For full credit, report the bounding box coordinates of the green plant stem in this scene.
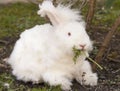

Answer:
[87,57,103,70]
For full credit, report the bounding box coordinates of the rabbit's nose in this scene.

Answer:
[80,44,86,50]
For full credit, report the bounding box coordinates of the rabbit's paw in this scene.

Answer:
[43,72,72,91]
[81,72,98,86]
[76,72,98,86]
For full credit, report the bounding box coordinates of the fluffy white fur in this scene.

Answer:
[8,0,98,90]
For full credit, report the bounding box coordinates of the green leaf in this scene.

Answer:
[73,46,82,63]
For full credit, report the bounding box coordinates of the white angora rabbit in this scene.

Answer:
[8,0,98,90]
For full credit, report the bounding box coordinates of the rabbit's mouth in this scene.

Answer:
[73,44,86,51]
[72,46,88,62]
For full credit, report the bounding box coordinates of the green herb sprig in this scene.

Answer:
[73,46,103,70]
[73,46,83,63]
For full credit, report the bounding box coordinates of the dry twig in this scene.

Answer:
[86,0,96,29]
[93,15,120,70]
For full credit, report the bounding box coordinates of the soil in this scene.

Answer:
[0,29,120,91]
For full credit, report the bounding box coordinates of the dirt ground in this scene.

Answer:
[0,28,120,91]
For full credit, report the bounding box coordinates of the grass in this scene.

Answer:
[0,3,45,39]
[0,73,61,91]
[93,0,120,27]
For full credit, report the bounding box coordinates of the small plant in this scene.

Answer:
[73,46,103,70]
[73,46,83,63]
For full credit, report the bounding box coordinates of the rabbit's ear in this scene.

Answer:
[44,10,62,26]
[37,0,62,26]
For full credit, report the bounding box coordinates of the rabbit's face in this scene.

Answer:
[55,23,93,52]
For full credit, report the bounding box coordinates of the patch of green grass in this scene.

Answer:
[81,0,120,30]
[93,8,120,26]
[93,0,120,27]
[0,3,45,39]
[0,73,61,91]
[0,73,14,91]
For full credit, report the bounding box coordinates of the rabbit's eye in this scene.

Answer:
[68,32,71,36]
